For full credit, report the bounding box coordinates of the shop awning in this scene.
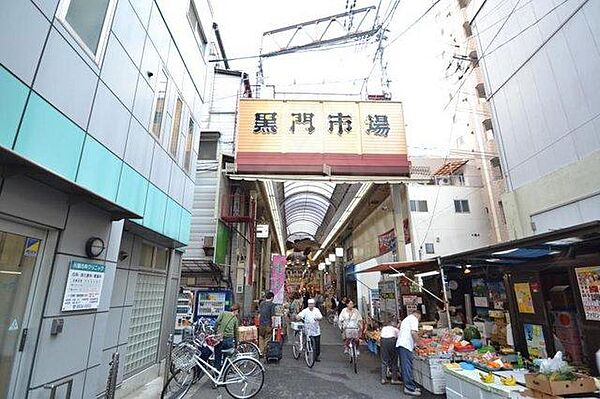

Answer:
[439,220,600,269]
[354,260,437,274]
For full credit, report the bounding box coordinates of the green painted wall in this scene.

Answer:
[214,221,230,265]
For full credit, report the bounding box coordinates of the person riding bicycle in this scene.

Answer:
[338,299,363,354]
[213,303,240,370]
[296,298,323,362]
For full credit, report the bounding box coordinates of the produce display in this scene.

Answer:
[479,371,495,384]
[500,375,517,386]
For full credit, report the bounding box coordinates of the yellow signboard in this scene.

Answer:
[235,99,409,176]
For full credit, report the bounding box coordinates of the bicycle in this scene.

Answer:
[162,335,265,399]
[343,327,361,374]
[291,322,315,368]
[235,340,261,360]
[326,310,338,325]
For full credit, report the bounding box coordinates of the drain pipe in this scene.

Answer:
[213,23,229,70]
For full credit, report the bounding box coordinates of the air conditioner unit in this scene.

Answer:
[203,236,214,248]
[224,162,236,173]
[438,177,450,185]
[203,236,215,257]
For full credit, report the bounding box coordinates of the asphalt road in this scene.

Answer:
[186,323,443,399]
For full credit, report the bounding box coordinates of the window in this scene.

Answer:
[169,97,183,157]
[425,243,435,254]
[498,201,507,224]
[454,199,470,213]
[409,200,428,212]
[56,0,116,62]
[139,242,170,270]
[124,273,166,377]
[184,118,195,172]
[150,70,168,139]
[187,1,207,56]
[198,132,220,160]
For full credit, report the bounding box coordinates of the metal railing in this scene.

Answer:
[105,351,119,399]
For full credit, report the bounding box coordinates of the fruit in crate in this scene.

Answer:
[445,363,461,370]
[479,372,495,383]
[500,375,517,386]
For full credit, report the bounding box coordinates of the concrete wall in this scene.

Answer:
[471,0,600,238]
[352,196,396,265]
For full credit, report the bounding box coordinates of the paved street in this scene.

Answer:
[185,323,441,399]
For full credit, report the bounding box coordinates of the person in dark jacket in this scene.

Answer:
[337,297,347,315]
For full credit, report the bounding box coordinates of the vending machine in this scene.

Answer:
[194,288,233,326]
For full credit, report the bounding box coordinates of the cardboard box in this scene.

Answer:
[238,326,257,342]
[525,373,596,396]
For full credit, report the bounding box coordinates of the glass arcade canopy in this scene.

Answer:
[283,181,335,242]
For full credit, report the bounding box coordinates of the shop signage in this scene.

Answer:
[402,219,411,244]
[271,255,286,304]
[61,261,105,311]
[378,228,397,255]
[575,266,600,321]
[524,323,548,359]
[256,224,269,238]
[514,282,535,314]
[235,99,409,176]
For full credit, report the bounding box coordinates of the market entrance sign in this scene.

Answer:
[235,99,409,176]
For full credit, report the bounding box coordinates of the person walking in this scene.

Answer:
[337,296,347,315]
[213,304,240,370]
[302,289,310,309]
[258,291,276,356]
[296,298,323,362]
[397,310,422,396]
[379,318,401,385]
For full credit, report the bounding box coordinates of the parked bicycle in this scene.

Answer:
[291,321,315,368]
[343,326,361,374]
[163,334,265,399]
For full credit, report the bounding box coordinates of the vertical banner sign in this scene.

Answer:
[514,282,535,314]
[271,255,286,304]
[402,219,411,244]
[235,99,409,176]
[378,228,397,255]
[62,261,105,311]
[575,266,600,321]
[524,324,548,359]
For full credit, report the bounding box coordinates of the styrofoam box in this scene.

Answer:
[422,377,446,395]
[446,387,463,399]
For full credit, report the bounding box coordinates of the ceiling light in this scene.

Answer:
[335,247,344,257]
[464,268,471,274]
[318,263,326,271]
[325,258,331,265]
[328,253,336,262]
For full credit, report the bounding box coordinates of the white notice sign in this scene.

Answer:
[256,224,269,238]
[61,261,105,311]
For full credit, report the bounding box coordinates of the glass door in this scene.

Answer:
[0,219,49,398]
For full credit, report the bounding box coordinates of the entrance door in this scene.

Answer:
[0,218,53,399]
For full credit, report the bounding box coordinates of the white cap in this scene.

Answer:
[308,298,316,304]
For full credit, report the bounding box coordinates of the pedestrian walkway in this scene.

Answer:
[183,322,441,399]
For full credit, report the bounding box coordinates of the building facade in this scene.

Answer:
[469,0,600,238]
[434,0,509,244]
[0,0,216,397]
[405,157,496,260]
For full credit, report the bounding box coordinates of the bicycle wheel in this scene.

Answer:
[161,368,194,399]
[236,341,260,359]
[292,331,301,360]
[351,342,358,374]
[223,357,265,399]
[304,336,315,368]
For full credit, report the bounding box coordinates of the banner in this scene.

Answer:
[378,228,397,255]
[270,255,287,304]
[575,266,600,321]
[236,99,409,176]
[514,282,535,314]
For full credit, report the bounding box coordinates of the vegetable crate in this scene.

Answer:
[525,373,596,396]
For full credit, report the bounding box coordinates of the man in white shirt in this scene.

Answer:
[296,298,323,362]
[379,319,401,385]
[397,310,422,396]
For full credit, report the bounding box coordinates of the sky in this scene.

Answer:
[211,0,460,156]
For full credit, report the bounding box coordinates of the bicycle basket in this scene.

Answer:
[291,322,304,331]
[343,328,360,339]
[204,334,223,347]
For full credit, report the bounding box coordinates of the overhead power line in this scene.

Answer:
[387,0,446,46]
